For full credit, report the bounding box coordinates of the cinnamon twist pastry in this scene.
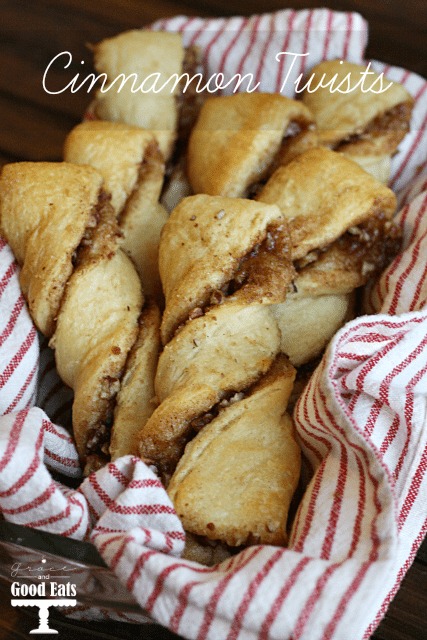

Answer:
[302,61,414,182]
[187,92,316,198]
[271,294,354,367]
[110,299,160,461]
[0,162,106,337]
[0,162,159,473]
[168,356,300,547]
[137,194,300,546]
[258,147,399,365]
[159,194,295,345]
[258,147,398,262]
[64,120,168,302]
[92,30,203,163]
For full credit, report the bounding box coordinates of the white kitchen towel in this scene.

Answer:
[0,9,427,640]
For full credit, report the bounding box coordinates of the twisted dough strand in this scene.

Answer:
[64,120,168,302]
[0,161,156,472]
[138,195,296,474]
[136,194,300,546]
[0,162,105,337]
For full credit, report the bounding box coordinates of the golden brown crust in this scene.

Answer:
[0,162,104,336]
[257,147,397,261]
[110,299,161,460]
[138,303,282,472]
[167,356,300,547]
[92,30,185,160]
[302,60,414,147]
[188,92,315,197]
[302,61,413,182]
[64,120,168,301]
[51,247,143,462]
[159,194,293,344]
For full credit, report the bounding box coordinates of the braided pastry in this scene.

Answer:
[0,162,106,337]
[258,147,398,262]
[168,355,299,547]
[188,93,316,198]
[92,30,203,163]
[64,120,168,302]
[258,147,399,365]
[136,194,300,544]
[302,60,414,182]
[0,161,159,473]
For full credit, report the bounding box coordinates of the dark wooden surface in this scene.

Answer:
[0,1,426,638]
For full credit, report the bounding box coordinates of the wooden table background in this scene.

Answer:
[0,0,426,638]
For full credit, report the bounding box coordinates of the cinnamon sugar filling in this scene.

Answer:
[294,211,402,277]
[83,307,150,466]
[163,355,288,478]
[173,222,293,338]
[334,101,413,151]
[71,190,120,268]
[118,140,164,226]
